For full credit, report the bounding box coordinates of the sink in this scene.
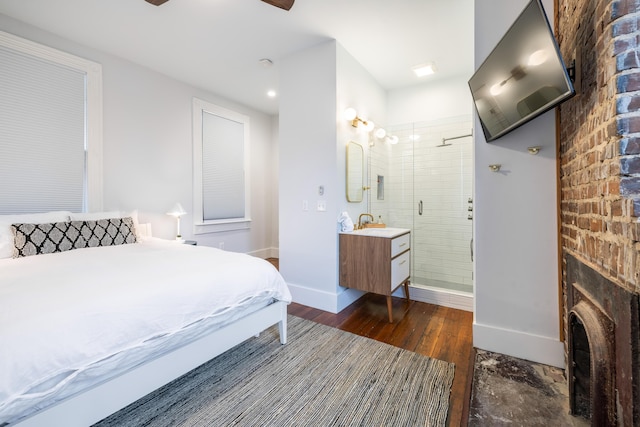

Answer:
[349,227,410,238]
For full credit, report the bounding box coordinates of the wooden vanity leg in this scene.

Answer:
[404,280,410,301]
[386,296,393,323]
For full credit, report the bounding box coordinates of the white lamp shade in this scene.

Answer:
[167,202,187,217]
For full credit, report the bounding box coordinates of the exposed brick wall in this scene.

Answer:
[558,0,640,294]
[558,2,640,422]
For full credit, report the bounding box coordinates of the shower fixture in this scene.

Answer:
[439,132,473,147]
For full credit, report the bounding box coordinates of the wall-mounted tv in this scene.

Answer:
[468,0,575,142]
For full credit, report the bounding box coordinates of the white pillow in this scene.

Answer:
[69,210,142,240]
[68,211,121,221]
[0,211,72,259]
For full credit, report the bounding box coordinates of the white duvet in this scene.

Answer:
[0,238,291,424]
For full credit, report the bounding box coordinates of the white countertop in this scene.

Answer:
[339,227,410,238]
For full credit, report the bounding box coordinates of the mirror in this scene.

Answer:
[346,141,363,202]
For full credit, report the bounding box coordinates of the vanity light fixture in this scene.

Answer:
[166,202,187,242]
[344,107,375,132]
[527,146,541,155]
[373,127,398,144]
[488,164,502,172]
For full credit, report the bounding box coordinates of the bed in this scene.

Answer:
[0,211,291,426]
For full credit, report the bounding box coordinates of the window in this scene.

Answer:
[0,30,102,215]
[193,98,250,233]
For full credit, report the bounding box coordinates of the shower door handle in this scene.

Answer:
[418,200,423,216]
[470,238,473,262]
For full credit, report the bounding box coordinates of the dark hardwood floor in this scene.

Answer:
[288,293,474,427]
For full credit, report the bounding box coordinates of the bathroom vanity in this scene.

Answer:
[339,228,411,322]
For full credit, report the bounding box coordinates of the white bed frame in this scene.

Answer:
[12,300,288,427]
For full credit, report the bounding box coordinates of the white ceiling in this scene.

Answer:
[0,0,474,115]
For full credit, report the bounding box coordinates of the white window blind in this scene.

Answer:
[0,31,103,215]
[192,98,250,234]
[202,111,245,220]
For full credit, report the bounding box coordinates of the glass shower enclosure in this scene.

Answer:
[369,115,473,295]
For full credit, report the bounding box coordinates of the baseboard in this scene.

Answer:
[401,285,473,312]
[287,283,363,314]
[473,322,565,368]
[247,247,279,259]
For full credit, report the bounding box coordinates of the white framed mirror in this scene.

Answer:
[346,141,363,203]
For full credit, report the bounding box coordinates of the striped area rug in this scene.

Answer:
[94,315,455,427]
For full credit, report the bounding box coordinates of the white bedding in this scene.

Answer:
[0,238,291,424]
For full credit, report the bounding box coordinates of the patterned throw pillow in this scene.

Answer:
[12,221,73,257]
[12,217,137,258]
[67,217,137,249]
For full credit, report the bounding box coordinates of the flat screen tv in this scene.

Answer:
[468,0,575,142]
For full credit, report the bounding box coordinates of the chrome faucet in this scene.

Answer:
[357,213,374,229]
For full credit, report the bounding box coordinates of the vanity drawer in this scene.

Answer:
[391,233,411,257]
[391,250,410,289]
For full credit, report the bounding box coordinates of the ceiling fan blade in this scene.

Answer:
[261,0,295,11]
[145,0,170,5]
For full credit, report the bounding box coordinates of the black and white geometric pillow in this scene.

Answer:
[12,222,73,258]
[67,217,137,249]
[12,217,137,258]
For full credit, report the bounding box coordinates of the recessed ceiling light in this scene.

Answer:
[259,58,274,68]
[412,62,437,77]
[267,90,277,98]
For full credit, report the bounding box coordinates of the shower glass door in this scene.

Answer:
[370,115,473,294]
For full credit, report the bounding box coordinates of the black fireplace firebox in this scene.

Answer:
[565,253,639,426]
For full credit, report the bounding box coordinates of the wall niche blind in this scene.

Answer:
[0,42,87,214]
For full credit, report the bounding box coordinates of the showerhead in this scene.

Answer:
[439,132,472,147]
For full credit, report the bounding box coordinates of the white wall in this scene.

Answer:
[337,44,388,238]
[279,41,340,311]
[473,0,563,367]
[279,40,386,312]
[387,76,474,125]
[0,14,278,256]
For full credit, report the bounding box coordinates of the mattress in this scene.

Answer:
[0,238,291,424]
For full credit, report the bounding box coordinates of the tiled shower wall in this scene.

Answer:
[370,115,473,292]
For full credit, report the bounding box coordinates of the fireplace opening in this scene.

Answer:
[568,299,615,425]
[570,315,590,420]
[565,253,640,426]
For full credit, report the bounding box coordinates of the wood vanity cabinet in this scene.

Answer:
[339,230,411,322]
